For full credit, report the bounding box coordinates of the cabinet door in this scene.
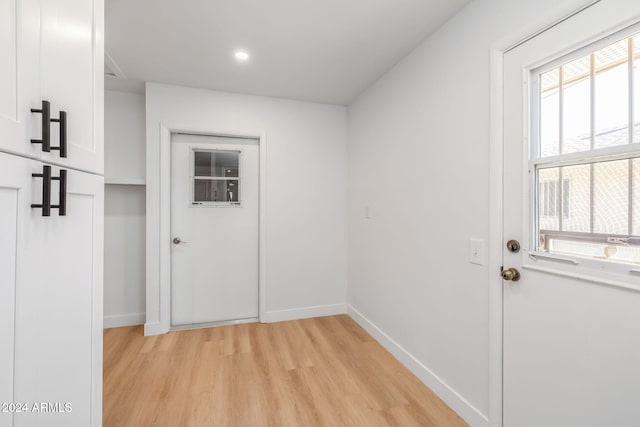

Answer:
[14,161,103,427]
[38,0,104,174]
[0,0,41,158]
[0,153,30,427]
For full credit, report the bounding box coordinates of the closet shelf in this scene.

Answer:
[105,177,146,186]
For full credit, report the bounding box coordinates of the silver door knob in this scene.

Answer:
[173,237,187,244]
[501,267,520,282]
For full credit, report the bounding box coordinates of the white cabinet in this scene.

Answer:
[0,0,39,158]
[0,155,29,427]
[39,0,104,173]
[0,0,103,425]
[0,0,103,174]
[0,0,17,123]
[0,153,103,427]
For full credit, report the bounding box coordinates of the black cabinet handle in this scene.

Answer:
[52,169,67,216]
[31,100,67,157]
[50,111,67,158]
[31,100,51,152]
[31,165,52,216]
[31,166,67,217]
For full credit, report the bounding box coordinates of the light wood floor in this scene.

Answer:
[103,315,468,427]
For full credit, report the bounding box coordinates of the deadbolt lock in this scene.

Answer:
[506,239,521,253]
[501,267,520,282]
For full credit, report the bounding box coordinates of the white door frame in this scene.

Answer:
[488,1,601,426]
[151,123,267,335]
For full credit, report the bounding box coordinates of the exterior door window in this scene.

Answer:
[191,150,241,205]
[532,29,640,265]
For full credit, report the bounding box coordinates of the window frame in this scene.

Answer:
[189,148,243,208]
[528,22,640,271]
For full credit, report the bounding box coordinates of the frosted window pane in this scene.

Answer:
[538,168,559,231]
[540,69,560,157]
[562,164,591,233]
[634,158,640,236]
[594,39,630,149]
[634,34,640,145]
[562,55,591,154]
[593,160,629,235]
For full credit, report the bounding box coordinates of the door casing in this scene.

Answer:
[149,123,267,336]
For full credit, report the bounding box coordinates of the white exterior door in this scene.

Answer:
[503,1,640,426]
[171,134,259,326]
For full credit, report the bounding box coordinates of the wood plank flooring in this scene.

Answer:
[103,315,468,427]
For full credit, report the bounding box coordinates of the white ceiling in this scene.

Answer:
[105,0,470,105]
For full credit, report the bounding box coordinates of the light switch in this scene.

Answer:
[469,238,484,265]
[365,206,371,219]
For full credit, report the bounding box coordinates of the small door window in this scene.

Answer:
[191,150,241,205]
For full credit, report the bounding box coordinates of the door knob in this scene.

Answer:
[501,267,520,282]
[173,237,187,244]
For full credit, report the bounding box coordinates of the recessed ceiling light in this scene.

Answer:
[234,51,249,61]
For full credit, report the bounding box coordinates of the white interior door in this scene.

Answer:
[171,134,259,326]
[503,1,640,426]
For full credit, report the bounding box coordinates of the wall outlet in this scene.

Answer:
[469,238,484,265]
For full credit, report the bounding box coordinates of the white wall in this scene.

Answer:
[104,90,146,327]
[347,0,587,425]
[104,185,146,327]
[105,91,146,182]
[145,83,348,332]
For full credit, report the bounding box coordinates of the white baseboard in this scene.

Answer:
[347,304,489,427]
[262,303,347,323]
[143,321,165,336]
[103,312,146,329]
